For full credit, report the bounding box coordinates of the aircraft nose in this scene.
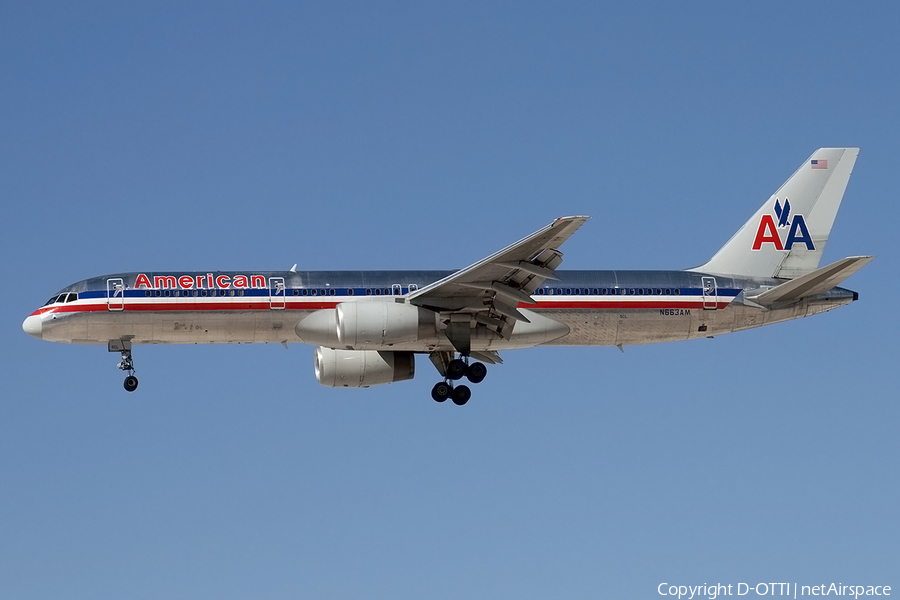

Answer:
[23,314,42,339]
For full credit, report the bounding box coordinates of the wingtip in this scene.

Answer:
[554,215,591,228]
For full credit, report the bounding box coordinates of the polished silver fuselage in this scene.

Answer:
[29,269,857,351]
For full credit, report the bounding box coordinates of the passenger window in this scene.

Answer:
[329,289,335,296]
[348,289,354,296]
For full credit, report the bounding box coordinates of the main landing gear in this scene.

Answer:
[109,340,138,392]
[430,356,487,406]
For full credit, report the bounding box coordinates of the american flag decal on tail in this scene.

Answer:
[811,159,828,169]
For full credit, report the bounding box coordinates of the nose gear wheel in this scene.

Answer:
[110,341,139,392]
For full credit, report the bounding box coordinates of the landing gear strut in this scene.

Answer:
[429,353,487,406]
[109,340,138,392]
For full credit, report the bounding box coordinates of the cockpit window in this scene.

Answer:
[43,293,78,306]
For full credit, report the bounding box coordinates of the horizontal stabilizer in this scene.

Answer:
[751,256,873,305]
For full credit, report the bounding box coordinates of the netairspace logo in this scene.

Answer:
[657,582,891,599]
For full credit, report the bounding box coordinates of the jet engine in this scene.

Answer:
[314,347,415,388]
[336,301,437,347]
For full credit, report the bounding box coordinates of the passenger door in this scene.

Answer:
[107,278,125,311]
[701,277,717,310]
[269,277,286,309]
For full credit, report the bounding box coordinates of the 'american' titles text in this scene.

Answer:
[134,273,267,290]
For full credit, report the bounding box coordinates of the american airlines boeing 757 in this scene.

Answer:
[23,148,871,405]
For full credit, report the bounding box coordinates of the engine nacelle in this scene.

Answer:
[336,301,436,348]
[314,347,415,388]
[295,309,339,347]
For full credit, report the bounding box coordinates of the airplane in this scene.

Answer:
[23,148,872,405]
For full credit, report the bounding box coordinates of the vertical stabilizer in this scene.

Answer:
[693,148,858,279]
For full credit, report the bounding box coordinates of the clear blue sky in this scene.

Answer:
[2,3,898,598]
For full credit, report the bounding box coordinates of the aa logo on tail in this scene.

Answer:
[752,199,814,251]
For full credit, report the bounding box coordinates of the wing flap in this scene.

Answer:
[469,351,502,365]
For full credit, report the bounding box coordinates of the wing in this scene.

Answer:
[408,216,589,345]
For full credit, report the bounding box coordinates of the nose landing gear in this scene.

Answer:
[109,339,138,392]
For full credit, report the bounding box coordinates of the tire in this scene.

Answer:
[451,384,471,406]
[446,359,467,381]
[466,362,487,384]
[123,375,139,392]
[431,381,451,402]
